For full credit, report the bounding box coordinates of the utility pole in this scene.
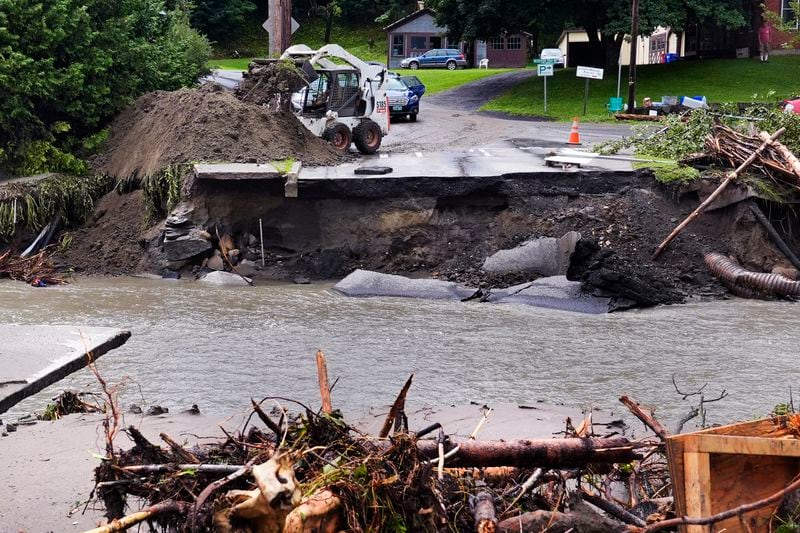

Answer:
[627,0,639,112]
[268,0,292,56]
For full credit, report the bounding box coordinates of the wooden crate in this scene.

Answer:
[666,416,800,533]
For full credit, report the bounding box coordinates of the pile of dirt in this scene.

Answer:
[91,84,342,180]
[235,61,308,107]
[55,190,153,275]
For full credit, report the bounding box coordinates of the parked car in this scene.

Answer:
[539,48,565,68]
[399,49,467,70]
[386,75,426,121]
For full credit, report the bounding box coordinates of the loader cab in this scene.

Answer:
[301,68,364,118]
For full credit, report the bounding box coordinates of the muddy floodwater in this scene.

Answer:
[2,277,798,426]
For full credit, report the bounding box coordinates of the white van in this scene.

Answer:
[540,48,565,68]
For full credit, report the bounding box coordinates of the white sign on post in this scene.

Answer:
[537,64,554,77]
[576,66,604,80]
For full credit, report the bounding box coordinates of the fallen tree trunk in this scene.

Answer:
[414,436,642,468]
[498,501,628,533]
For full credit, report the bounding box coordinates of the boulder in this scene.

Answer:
[207,253,225,271]
[334,269,475,300]
[163,233,212,261]
[482,231,581,276]
[199,271,252,286]
[236,259,258,276]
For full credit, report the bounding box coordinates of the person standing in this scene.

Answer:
[759,20,772,62]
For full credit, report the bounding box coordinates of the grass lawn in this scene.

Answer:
[406,68,516,94]
[482,56,800,122]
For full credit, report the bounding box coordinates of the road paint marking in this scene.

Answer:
[415,152,423,158]
[379,154,388,159]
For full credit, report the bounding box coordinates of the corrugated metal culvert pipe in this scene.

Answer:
[704,252,800,300]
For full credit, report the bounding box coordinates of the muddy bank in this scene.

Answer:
[54,168,794,309]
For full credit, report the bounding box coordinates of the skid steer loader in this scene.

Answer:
[280,44,389,155]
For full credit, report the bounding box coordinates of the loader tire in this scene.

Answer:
[322,123,352,152]
[353,120,382,155]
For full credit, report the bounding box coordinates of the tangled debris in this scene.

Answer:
[87,354,671,533]
[0,249,66,285]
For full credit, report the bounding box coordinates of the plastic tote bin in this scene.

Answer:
[665,53,679,63]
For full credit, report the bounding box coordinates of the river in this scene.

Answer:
[1,277,797,427]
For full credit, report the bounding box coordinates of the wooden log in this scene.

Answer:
[414,437,641,468]
[315,350,332,414]
[652,127,786,260]
[82,500,191,533]
[758,131,800,180]
[251,398,283,435]
[473,491,497,533]
[159,432,199,464]
[619,395,669,440]
[378,374,413,438]
[614,113,664,122]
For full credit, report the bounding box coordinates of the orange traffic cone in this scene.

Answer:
[566,117,581,145]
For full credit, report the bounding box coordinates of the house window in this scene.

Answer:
[506,35,521,50]
[490,37,504,50]
[410,35,427,50]
[783,0,799,28]
[391,34,404,57]
[429,36,442,48]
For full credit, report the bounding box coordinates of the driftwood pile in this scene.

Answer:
[85,354,683,533]
[0,249,66,285]
[705,124,800,192]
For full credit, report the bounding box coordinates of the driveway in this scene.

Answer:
[426,69,538,111]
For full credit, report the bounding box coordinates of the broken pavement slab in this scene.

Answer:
[0,325,131,414]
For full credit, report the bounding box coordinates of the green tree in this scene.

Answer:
[431,0,747,68]
[190,0,257,43]
[0,0,211,175]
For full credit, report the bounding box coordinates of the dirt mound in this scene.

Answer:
[236,61,308,107]
[56,190,153,275]
[91,84,342,180]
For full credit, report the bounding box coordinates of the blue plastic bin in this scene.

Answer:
[665,53,679,63]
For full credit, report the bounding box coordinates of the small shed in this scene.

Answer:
[483,34,531,68]
[384,7,457,69]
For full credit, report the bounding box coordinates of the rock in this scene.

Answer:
[486,276,626,314]
[162,270,181,280]
[164,232,212,261]
[236,259,258,276]
[482,231,581,276]
[6,423,17,432]
[248,234,258,247]
[146,405,169,416]
[164,227,191,240]
[199,270,252,286]
[334,269,475,300]
[165,214,191,227]
[219,234,235,251]
[293,276,311,284]
[183,404,201,415]
[227,248,240,266]
[128,404,143,414]
[207,254,225,271]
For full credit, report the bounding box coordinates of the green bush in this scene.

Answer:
[0,0,211,175]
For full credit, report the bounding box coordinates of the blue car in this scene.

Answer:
[386,75,426,122]
[399,48,467,70]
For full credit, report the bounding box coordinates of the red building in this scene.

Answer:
[763,0,800,51]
